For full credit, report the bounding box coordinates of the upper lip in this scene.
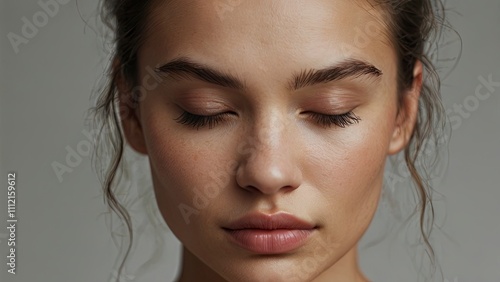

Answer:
[223,212,316,230]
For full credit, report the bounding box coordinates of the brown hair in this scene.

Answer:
[91,0,449,280]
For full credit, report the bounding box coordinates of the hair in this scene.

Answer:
[90,0,450,281]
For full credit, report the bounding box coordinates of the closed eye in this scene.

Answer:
[306,111,361,128]
[174,111,235,130]
[175,110,361,130]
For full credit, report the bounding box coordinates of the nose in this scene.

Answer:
[235,114,303,195]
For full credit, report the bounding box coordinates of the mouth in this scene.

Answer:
[222,212,318,254]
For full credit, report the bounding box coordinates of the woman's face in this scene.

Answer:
[123,0,419,281]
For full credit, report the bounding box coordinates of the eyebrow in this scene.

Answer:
[290,59,383,90]
[155,57,382,91]
[155,57,246,89]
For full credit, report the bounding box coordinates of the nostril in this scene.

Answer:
[240,185,260,193]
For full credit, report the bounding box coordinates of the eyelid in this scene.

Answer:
[301,109,353,116]
[176,100,233,115]
[174,111,233,130]
[299,104,358,116]
[298,91,364,110]
[307,111,361,128]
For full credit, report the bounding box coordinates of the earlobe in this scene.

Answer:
[114,59,148,155]
[388,60,423,155]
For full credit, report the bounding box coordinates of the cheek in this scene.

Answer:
[306,103,396,232]
[142,109,236,236]
[140,110,201,232]
[309,133,386,210]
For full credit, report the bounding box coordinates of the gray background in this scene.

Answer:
[0,0,499,282]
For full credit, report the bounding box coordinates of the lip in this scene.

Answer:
[222,212,317,254]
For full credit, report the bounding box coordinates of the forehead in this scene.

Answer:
[139,0,396,85]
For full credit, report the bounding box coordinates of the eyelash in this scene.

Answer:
[174,111,360,129]
[174,112,233,130]
[308,111,361,128]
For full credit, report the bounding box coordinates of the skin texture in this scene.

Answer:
[118,0,422,281]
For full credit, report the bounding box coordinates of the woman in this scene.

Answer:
[92,0,447,281]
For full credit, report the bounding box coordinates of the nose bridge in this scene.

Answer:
[235,108,302,195]
[243,105,294,165]
[253,108,288,151]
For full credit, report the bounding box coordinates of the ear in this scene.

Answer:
[114,59,148,155]
[388,60,423,155]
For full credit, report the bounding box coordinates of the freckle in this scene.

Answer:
[192,152,203,162]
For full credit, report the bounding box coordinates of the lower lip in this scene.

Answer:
[224,228,315,254]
